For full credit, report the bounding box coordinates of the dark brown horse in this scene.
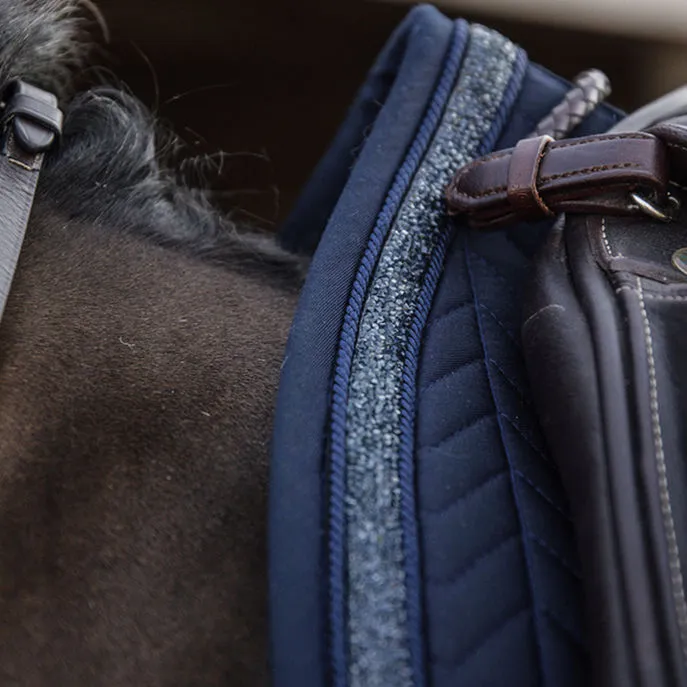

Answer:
[0,1,301,683]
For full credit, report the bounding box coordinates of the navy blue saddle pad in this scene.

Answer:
[270,6,623,686]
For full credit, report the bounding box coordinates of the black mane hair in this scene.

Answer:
[1,0,304,279]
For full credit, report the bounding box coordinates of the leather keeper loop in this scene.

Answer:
[446,131,668,230]
[507,135,554,216]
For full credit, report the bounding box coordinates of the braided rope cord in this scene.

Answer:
[529,68,612,140]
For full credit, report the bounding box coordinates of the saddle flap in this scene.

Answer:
[515,124,687,687]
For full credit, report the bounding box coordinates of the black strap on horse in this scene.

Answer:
[0,80,62,323]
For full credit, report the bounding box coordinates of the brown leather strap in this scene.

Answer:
[446,132,669,229]
[649,116,687,189]
[507,135,554,216]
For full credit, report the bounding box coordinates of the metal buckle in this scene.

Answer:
[629,191,680,222]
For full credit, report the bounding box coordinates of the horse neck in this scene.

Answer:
[0,209,299,685]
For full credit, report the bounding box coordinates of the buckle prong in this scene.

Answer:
[629,191,680,222]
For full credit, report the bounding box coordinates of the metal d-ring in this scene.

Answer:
[630,192,681,222]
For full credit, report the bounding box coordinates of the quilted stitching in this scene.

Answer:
[432,609,537,687]
[416,225,588,686]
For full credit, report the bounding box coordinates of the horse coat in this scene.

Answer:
[270,6,623,687]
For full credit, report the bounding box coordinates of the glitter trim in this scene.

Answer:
[328,21,470,687]
[329,24,526,687]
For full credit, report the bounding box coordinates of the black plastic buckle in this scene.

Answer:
[1,80,63,155]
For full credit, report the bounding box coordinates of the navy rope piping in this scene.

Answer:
[327,20,470,687]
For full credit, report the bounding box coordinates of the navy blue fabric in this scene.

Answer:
[279,42,623,258]
[415,71,621,687]
[271,5,625,686]
[327,21,471,687]
[269,7,459,686]
[417,229,585,687]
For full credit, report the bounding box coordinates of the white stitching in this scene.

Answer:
[637,277,687,661]
[601,217,615,258]
[644,294,687,302]
[615,285,635,295]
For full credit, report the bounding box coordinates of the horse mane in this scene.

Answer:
[0,5,301,682]
[0,0,304,282]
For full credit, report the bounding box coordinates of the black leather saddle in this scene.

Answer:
[450,110,687,687]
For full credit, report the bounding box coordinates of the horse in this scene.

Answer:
[5,1,680,686]
[0,0,300,683]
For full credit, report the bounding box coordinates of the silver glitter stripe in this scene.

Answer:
[344,26,519,687]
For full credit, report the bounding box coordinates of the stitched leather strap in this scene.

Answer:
[0,81,61,323]
[507,135,554,216]
[446,132,669,229]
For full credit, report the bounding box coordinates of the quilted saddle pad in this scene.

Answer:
[271,6,623,686]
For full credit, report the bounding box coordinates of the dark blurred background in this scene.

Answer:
[96,0,687,228]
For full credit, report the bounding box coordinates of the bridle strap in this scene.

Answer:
[0,80,62,324]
